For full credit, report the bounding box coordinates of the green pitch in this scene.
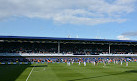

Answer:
[0,62,137,81]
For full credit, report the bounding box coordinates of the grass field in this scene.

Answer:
[0,62,137,81]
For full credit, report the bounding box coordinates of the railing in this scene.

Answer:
[0,53,73,56]
[0,53,137,56]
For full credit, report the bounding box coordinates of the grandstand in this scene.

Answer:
[1,36,137,57]
[1,36,137,53]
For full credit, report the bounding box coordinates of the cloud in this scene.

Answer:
[117,31,137,40]
[0,0,136,25]
[122,31,137,37]
[117,35,130,40]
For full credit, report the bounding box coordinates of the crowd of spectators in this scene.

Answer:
[0,42,137,54]
[0,42,58,53]
[0,57,136,63]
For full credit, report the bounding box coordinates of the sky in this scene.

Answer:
[0,0,137,40]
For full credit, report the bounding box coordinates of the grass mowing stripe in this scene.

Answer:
[64,63,123,81]
[26,65,35,81]
[48,63,67,81]
[50,63,86,81]
[27,63,61,81]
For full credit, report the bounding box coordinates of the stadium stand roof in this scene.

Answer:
[0,35,137,43]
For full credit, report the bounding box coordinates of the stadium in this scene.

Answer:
[0,36,137,81]
[1,0,137,81]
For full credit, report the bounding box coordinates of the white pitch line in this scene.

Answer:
[26,66,35,81]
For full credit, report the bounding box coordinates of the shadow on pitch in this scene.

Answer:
[67,70,137,81]
[0,64,31,81]
[0,54,32,81]
[125,70,137,73]
[0,62,48,81]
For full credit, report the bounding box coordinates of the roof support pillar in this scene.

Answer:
[58,42,60,53]
[109,44,111,54]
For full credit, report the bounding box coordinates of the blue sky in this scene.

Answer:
[0,0,137,40]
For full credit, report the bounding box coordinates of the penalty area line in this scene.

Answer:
[26,65,35,81]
